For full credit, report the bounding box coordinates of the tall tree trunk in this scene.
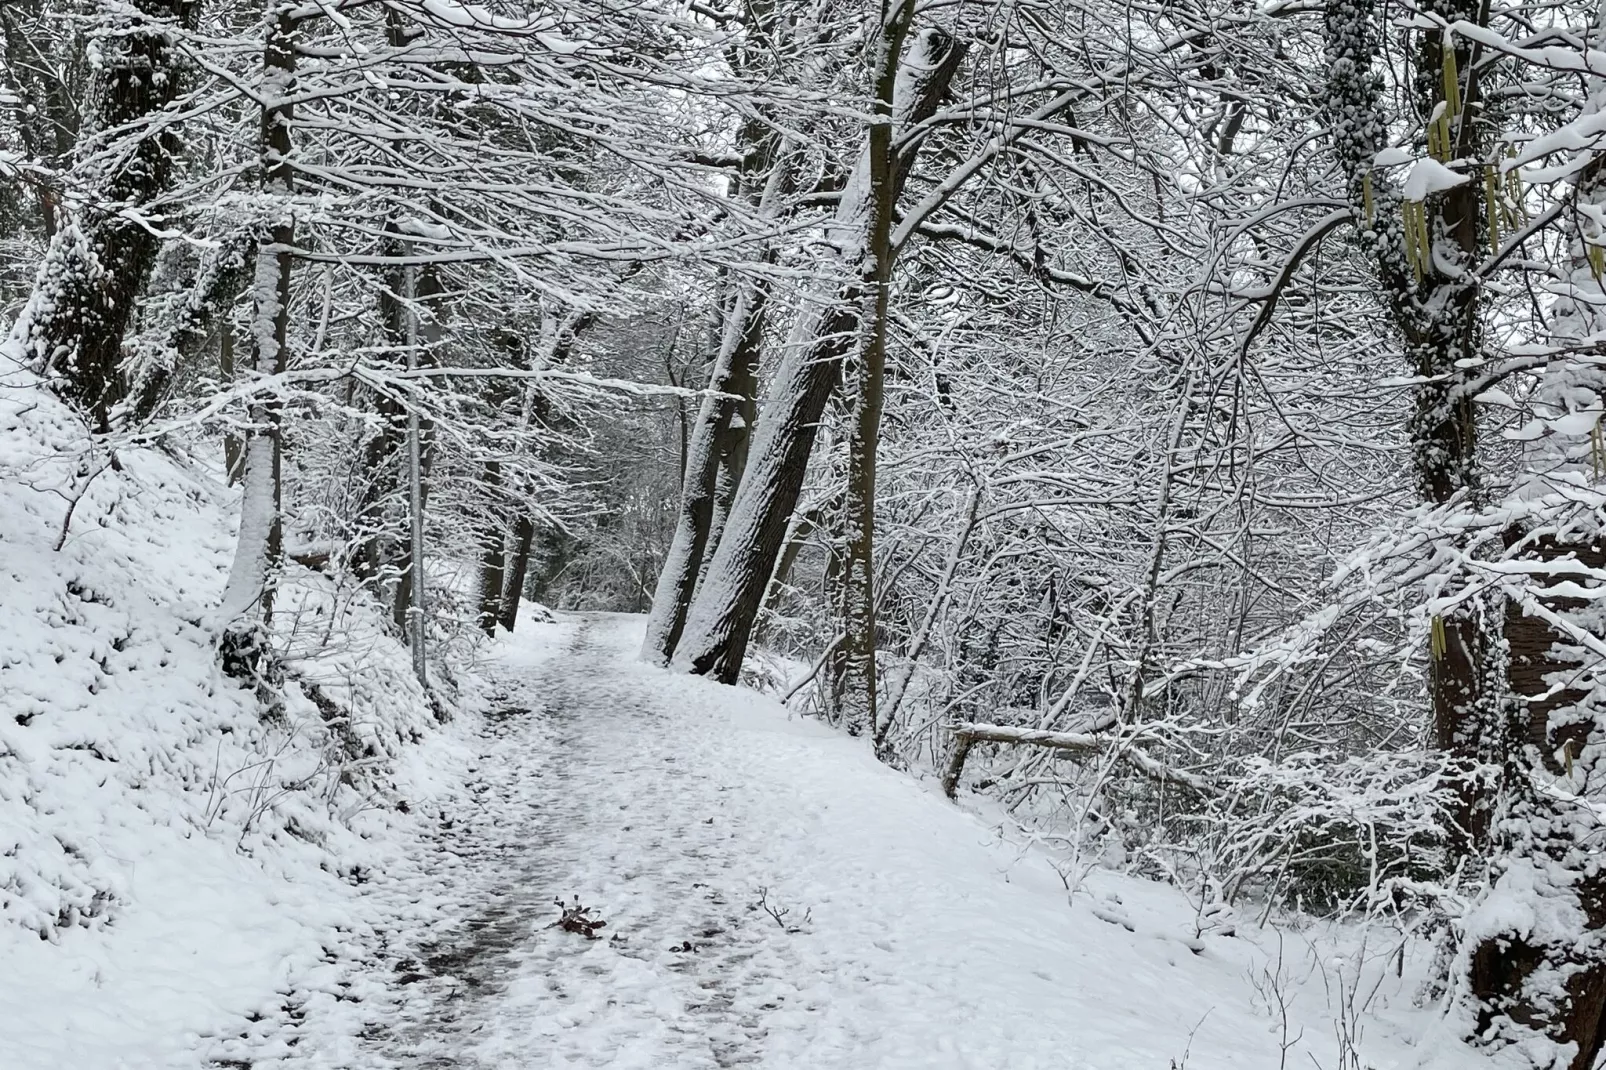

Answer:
[476,459,505,636]
[1469,535,1606,1070]
[830,14,911,735]
[389,260,444,633]
[1323,0,1491,852]
[349,231,418,590]
[702,307,761,585]
[641,276,773,663]
[10,0,202,432]
[671,23,965,684]
[218,6,295,682]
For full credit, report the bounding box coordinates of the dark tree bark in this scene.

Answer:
[218,324,245,485]
[1461,142,1606,1068]
[476,459,506,636]
[830,11,923,736]
[1324,3,1606,1059]
[498,513,536,631]
[1466,530,1606,1070]
[387,261,445,633]
[1322,0,1490,852]
[15,0,202,432]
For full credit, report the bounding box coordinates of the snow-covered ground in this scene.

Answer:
[0,347,1477,1069]
[359,614,1455,1070]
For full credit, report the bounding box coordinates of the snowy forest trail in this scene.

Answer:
[355,613,1425,1070]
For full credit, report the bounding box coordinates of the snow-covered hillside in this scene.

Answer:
[0,360,474,1067]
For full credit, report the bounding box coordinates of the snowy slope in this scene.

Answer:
[362,614,1481,1070]
[0,356,472,1069]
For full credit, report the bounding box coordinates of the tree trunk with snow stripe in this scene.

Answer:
[640,97,792,667]
[218,6,296,681]
[671,22,965,685]
[642,275,772,665]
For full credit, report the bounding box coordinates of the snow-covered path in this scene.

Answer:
[357,613,1430,1070]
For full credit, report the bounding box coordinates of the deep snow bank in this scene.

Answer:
[0,355,472,1068]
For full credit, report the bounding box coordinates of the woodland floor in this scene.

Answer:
[282,613,1443,1070]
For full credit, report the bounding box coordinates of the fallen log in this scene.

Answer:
[940,722,1219,800]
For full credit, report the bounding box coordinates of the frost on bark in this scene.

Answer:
[671,22,965,684]
[1323,0,1492,851]
[218,7,295,683]
[11,0,201,433]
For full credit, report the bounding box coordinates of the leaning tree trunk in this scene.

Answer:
[11,0,202,433]
[671,22,965,684]
[640,109,789,666]
[701,289,764,586]
[642,276,773,663]
[218,7,295,682]
[498,513,537,631]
